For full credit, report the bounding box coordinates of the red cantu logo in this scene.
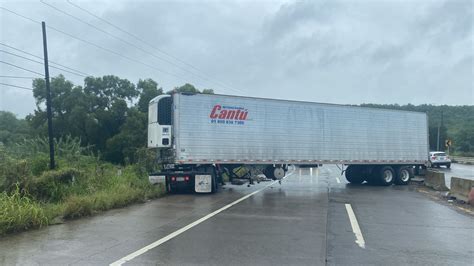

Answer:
[209,105,248,120]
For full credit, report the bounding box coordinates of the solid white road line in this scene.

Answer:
[110,169,295,266]
[344,203,366,249]
[335,177,341,183]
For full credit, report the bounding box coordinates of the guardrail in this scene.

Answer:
[451,156,474,165]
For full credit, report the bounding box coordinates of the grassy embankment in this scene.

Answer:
[0,138,164,235]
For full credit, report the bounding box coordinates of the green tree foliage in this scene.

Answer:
[0,111,31,145]
[136,79,163,113]
[167,83,214,95]
[202,89,214,94]
[24,76,210,164]
[453,123,474,153]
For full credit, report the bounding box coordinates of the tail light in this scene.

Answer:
[171,176,176,182]
[184,176,190,181]
[431,156,436,160]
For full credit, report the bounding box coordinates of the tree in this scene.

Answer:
[166,83,214,95]
[0,111,31,145]
[202,89,214,94]
[453,123,474,153]
[168,83,200,94]
[104,108,147,164]
[136,79,163,113]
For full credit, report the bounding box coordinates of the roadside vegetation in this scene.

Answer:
[0,76,213,236]
[0,137,164,235]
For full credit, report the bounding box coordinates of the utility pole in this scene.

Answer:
[436,110,444,151]
[436,122,440,151]
[42,21,55,169]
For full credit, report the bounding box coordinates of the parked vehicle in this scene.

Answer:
[148,93,429,193]
[429,151,451,168]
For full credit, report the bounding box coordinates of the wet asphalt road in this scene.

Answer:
[432,163,474,188]
[1,165,473,265]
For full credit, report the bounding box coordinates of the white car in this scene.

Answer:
[429,151,451,168]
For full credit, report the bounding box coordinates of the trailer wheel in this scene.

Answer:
[273,167,285,180]
[376,166,395,186]
[345,165,364,184]
[394,166,412,185]
[264,166,275,180]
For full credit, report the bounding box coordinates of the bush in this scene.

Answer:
[0,159,33,194]
[0,187,48,235]
[30,154,50,176]
[29,168,83,202]
[62,195,94,219]
[0,149,166,235]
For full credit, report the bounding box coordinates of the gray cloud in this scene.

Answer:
[0,0,472,118]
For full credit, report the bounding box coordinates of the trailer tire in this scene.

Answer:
[394,166,412,185]
[375,166,395,186]
[345,165,364,184]
[264,166,275,180]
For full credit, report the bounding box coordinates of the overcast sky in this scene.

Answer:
[1,0,472,117]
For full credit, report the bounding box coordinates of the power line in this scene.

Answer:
[0,49,87,77]
[0,6,202,85]
[64,0,246,94]
[0,75,36,79]
[41,0,237,93]
[0,42,91,76]
[0,60,44,76]
[0,82,33,91]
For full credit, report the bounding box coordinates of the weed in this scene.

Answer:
[0,186,48,235]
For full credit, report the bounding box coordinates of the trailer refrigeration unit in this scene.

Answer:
[148,93,429,193]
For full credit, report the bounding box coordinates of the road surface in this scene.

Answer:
[0,165,473,265]
[431,163,474,188]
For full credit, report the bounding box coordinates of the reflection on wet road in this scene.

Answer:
[0,165,473,265]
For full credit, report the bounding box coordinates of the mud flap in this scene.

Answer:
[195,175,212,193]
[149,175,166,185]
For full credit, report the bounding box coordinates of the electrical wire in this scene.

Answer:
[0,75,36,79]
[0,60,44,76]
[0,49,87,77]
[41,0,237,92]
[62,0,246,94]
[0,82,34,91]
[0,42,91,76]
[0,6,200,84]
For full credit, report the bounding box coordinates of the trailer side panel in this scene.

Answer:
[174,94,428,164]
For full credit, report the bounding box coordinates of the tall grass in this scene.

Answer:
[0,137,165,235]
[0,186,48,235]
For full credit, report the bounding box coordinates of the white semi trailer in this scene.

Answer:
[148,93,429,193]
